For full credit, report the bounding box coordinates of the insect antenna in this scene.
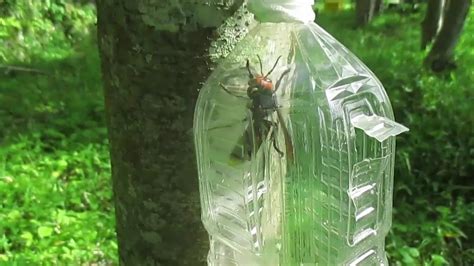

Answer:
[246,59,253,78]
[257,55,264,75]
[265,56,282,78]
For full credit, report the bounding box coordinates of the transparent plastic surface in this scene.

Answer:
[194,23,408,266]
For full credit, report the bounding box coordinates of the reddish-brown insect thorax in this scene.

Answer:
[255,75,273,90]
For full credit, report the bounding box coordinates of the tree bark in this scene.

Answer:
[96,1,249,265]
[425,0,471,71]
[421,0,445,50]
[356,0,376,26]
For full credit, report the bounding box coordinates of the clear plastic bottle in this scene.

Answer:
[194,2,408,265]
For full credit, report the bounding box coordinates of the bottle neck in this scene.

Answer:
[248,0,315,23]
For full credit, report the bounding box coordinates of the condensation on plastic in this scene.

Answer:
[194,13,408,266]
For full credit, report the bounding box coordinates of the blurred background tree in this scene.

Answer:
[0,0,472,265]
[354,0,472,71]
[423,0,472,71]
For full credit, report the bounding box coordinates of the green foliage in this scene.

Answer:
[0,1,117,264]
[0,0,96,62]
[317,10,474,265]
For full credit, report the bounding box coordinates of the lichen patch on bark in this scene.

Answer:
[137,0,244,31]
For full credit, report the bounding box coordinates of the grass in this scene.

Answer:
[0,2,473,265]
[0,2,117,264]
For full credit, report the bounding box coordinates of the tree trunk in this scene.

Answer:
[373,0,384,16]
[96,1,249,265]
[425,0,471,71]
[421,0,445,50]
[356,0,376,26]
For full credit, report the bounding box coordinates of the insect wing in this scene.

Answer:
[219,64,257,98]
[216,66,250,163]
[230,125,252,162]
[229,118,266,163]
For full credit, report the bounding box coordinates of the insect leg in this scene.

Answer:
[264,119,284,157]
[208,117,248,131]
[276,109,294,162]
[219,83,247,99]
[272,131,284,157]
[274,68,291,93]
